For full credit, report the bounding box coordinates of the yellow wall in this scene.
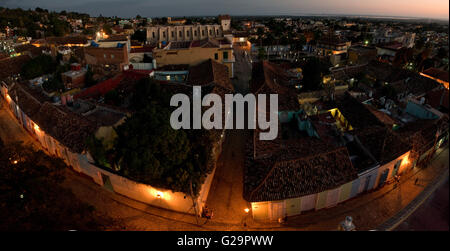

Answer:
[154,47,233,77]
[315,190,328,210]
[338,182,353,203]
[375,151,411,187]
[251,202,269,221]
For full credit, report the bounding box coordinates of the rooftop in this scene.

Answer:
[0,55,31,80]
[188,59,234,92]
[422,67,449,83]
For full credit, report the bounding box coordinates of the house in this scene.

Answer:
[244,64,419,221]
[375,41,404,63]
[0,55,31,80]
[316,37,351,56]
[83,45,129,74]
[316,37,351,66]
[153,38,234,78]
[31,36,89,57]
[153,64,189,83]
[61,63,87,89]
[1,80,219,216]
[348,45,377,65]
[188,59,234,92]
[373,30,415,48]
[128,45,155,70]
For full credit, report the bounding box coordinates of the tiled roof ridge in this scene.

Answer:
[13,83,42,107]
[248,146,353,201]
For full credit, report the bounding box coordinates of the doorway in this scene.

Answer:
[378,169,389,187]
[392,159,402,177]
[101,173,114,192]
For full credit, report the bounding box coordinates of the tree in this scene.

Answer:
[102,23,112,35]
[131,29,146,43]
[88,78,216,195]
[257,47,267,61]
[302,57,330,91]
[104,89,122,106]
[84,66,97,87]
[21,55,57,80]
[437,47,448,59]
[0,142,122,230]
[42,77,65,93]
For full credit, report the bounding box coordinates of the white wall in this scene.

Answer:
[1,88,216,216]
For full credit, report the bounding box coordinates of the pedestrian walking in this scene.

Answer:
[414,178,419,185]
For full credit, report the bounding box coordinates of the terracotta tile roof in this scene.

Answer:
[365,104,399,126]
[251,61,300,111]
[190,38,219,48]
[157,64,189,71]
[13,44,44,57]
[188,59,234,92]
[98,35,128,42]
[130,45,155,53]
[8,83,99,153]
[34,102,99,153]
[425,88,449,111]
[244,145,357,202]
[45,35,88,45]
[0,55,31,80]
[84,108,126,126]
[7,83,42,120]
[422,67,449,83]
[377,41,403,51]
[396,116,449,155]
[355,126,411,165]
[391,75,440,96]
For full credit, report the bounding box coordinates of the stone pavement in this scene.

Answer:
[394,174,448,231]
[1,96,449,231]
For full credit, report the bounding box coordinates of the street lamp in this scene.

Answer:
[243,208,250,227]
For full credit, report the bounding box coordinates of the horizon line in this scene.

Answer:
[3,6,449,22]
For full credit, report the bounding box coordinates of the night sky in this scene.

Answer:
[2,0,449,19]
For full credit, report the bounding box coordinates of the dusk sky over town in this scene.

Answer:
[2,0,449,19]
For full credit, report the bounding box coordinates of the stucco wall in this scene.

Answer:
[374,151,411,188]
[1,90,216,216]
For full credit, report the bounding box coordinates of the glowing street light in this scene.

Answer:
[244,208,250,213]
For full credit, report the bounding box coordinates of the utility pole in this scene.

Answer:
[189,179,199,225]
